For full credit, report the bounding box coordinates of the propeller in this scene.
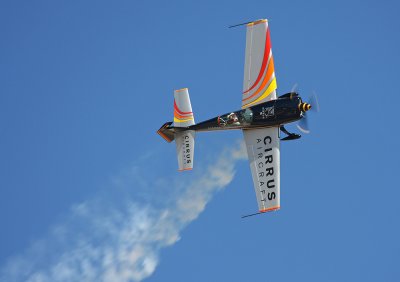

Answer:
[290,83,298,94]
[297,92,319,134]
[278,83,299,100]
[297,113,311,134]
[308,92,320,113]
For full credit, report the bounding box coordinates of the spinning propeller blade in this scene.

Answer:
[297,113,310,134]
[297,92,319,134]
[290,83,298,94]
[308,92,320,113]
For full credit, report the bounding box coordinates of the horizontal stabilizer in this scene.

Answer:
[175,130,195,171]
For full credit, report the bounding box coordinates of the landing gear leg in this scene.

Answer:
[280,125,301,141]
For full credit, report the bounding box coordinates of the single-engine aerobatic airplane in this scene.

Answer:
[157,19,318,217]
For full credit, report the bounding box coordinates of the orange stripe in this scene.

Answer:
[242,55,275,102]
[178,168,192,172]
[175,88,188,92]
[242,77,277,108]
[174,109,193,119]
[259,206,280,213]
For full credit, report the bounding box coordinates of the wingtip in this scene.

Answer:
[247,19,268,26]
[175,88,188,93]
[229,19,268,29]
[178,168,193,172]
[259,206,280,213]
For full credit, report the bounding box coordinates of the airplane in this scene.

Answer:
[157,19,318,217]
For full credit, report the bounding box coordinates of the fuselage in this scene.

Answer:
[187,95,304,133]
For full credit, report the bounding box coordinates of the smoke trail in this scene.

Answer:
[0,142,247,282]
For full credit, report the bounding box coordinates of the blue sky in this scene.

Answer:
[1,0,400,281]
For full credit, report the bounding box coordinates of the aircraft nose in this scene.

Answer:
[299,103,311,112]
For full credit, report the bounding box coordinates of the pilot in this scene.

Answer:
[227,113,240,125]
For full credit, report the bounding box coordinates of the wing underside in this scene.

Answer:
[243,127,280,212]
[242,19,277,109]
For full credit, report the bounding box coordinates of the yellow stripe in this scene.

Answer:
[174,117,194,123]
[242,77,277,108]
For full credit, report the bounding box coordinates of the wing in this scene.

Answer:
[243,127,280,212]
[242,19,277,109]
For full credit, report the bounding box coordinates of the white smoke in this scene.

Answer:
[0,142,247,282]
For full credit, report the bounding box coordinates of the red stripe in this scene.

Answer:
[174,100,192,115]
[243,27,271,94]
